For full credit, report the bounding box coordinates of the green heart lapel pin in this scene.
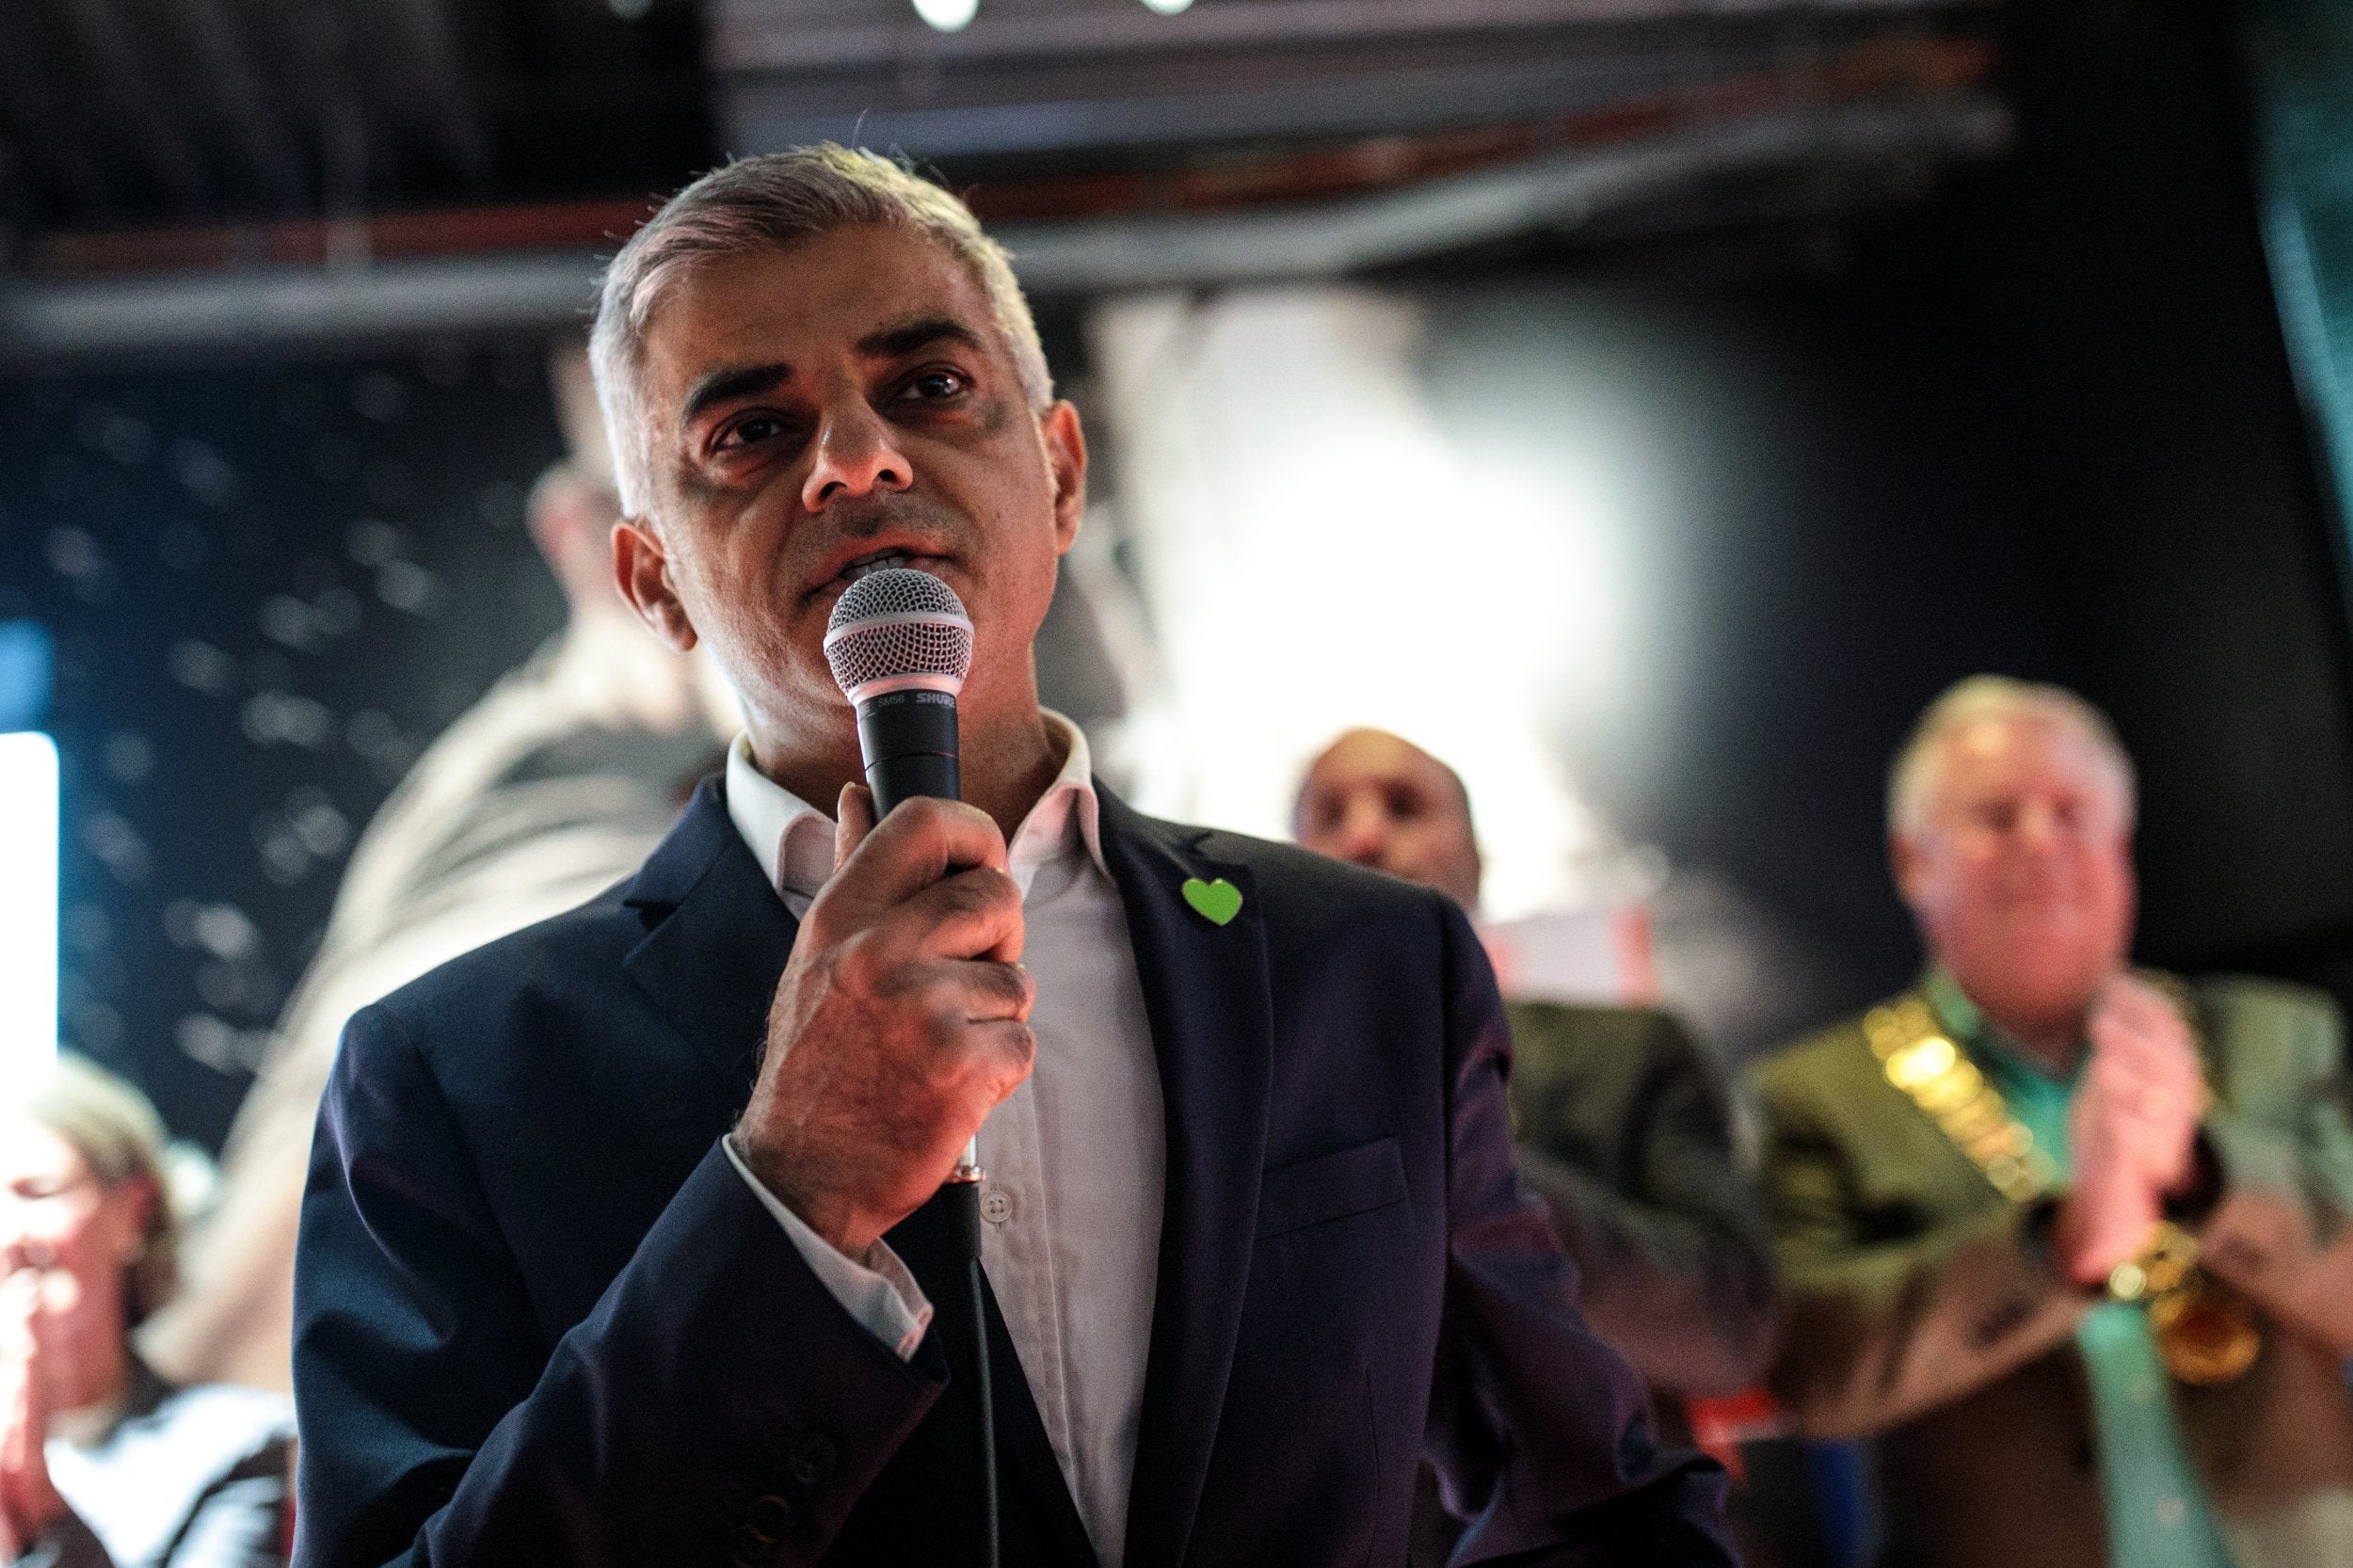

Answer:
[1181,876,1243,927]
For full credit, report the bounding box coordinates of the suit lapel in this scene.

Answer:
[620,780,798,1102]
[1096,788,1274,1568]
[888,1195,1102,1568]
[622,781,1270,1565]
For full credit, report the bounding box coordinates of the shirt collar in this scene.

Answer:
[725,711,1105,904]
[1922,964,2082,1088]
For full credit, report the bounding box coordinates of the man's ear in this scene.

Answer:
[1041,400,1088,554]
[612,519,699,651]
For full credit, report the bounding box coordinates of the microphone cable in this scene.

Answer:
[945,1175,1000,1568]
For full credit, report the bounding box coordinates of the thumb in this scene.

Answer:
[835,782,878,871]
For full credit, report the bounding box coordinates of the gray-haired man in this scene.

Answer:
[1753,676,2353,1568]
[289,148,1733,1568]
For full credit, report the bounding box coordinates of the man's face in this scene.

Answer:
[1294,730,1482,910]
[1895,712,2136,1032]
[616,225,1083,758]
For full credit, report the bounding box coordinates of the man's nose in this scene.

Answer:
[1335,803,1392,866]
[802,396,913,512]
[2015,803,2064,851]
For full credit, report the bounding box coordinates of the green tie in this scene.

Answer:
[1926,971,2236,1568]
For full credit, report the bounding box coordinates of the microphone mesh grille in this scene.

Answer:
[826,567,967,627]
[824,567,973,697]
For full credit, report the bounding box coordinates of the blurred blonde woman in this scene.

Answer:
[3,1056,290,1567]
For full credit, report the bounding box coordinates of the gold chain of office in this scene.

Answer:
[1862,993,2260,1386]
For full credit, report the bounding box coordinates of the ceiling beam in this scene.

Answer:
[0,93,2006,360]
[712,0,1996,74]
[993,94,2009,290]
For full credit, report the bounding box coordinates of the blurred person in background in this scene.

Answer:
[3,1054,291,1568]
[1753,676,2353,1568]
[1293,728,1782,1560]
[146,370,740,1391]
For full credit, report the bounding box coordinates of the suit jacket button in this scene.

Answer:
[745,1494,796,1540]
[788,1433,838,1486]
[728,1522,781,1567]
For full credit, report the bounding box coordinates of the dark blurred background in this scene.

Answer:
[6,0,2353,1147]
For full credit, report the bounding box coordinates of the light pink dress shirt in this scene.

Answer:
[721,715,1165,1566]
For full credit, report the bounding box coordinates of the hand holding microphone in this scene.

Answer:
[733,569,1035,1258]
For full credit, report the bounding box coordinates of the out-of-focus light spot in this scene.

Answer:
[1141,0,1193,13]
[0,731,59,1101]
[914,0,978,29]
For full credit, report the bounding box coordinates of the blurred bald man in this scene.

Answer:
[1294,729,1777,1411]
[1753,677,2353,1568]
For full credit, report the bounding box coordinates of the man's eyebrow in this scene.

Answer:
[680,362,791,428]
[857,317,986,361]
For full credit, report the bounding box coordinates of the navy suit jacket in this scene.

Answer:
[292,780,1733,1567]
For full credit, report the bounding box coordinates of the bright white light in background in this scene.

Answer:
[0,732,58,1100]
[1090,288,1641,918]
[1139,0,1194,13]
[913,0,979,30]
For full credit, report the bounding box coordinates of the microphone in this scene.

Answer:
[824,566,974,817]
[824,563,1000,1568]
[824,567,982,1179]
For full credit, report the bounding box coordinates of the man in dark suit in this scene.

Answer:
[1291,728,1777,1413]
[1293,728,1795,1568]
[289,145,1733,1568]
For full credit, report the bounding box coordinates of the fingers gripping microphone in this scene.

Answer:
[824,566,975,817]
[824,565,1000,1568]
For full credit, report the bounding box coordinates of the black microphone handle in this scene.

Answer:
[849,680,998,1568]
[856,687,961,817]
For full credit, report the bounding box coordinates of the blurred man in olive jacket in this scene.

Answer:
[1294,730,1777,1434]
[1753,677,2353,1568]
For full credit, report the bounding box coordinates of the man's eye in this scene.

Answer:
[901,370,968,402]
[716,413,786,450]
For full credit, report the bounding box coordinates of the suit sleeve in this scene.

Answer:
[291,1003,949,1568]
[2191,982,2353,1355]
[1513,1010,1780,1397]
[1750,1054,2084,1440]
[1419,901,1736,1567]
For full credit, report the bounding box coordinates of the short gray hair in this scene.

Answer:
[27,1054,179,1326]
[1887,675,2137,840]
[589,146,1056,517]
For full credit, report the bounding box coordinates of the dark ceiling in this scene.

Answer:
[0,0,2009,357]
[0,0,708,239]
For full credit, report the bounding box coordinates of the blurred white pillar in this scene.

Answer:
[1088,286,1631,918]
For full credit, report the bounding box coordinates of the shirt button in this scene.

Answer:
[981,1188,1015,1225]
[2157,1496,2185,1528]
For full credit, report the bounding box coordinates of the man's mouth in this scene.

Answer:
[843,548,915,581]
[829,547,952,590]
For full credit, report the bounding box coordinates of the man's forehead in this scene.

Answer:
[642,230,996,387]
[1940,712,2120,794]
